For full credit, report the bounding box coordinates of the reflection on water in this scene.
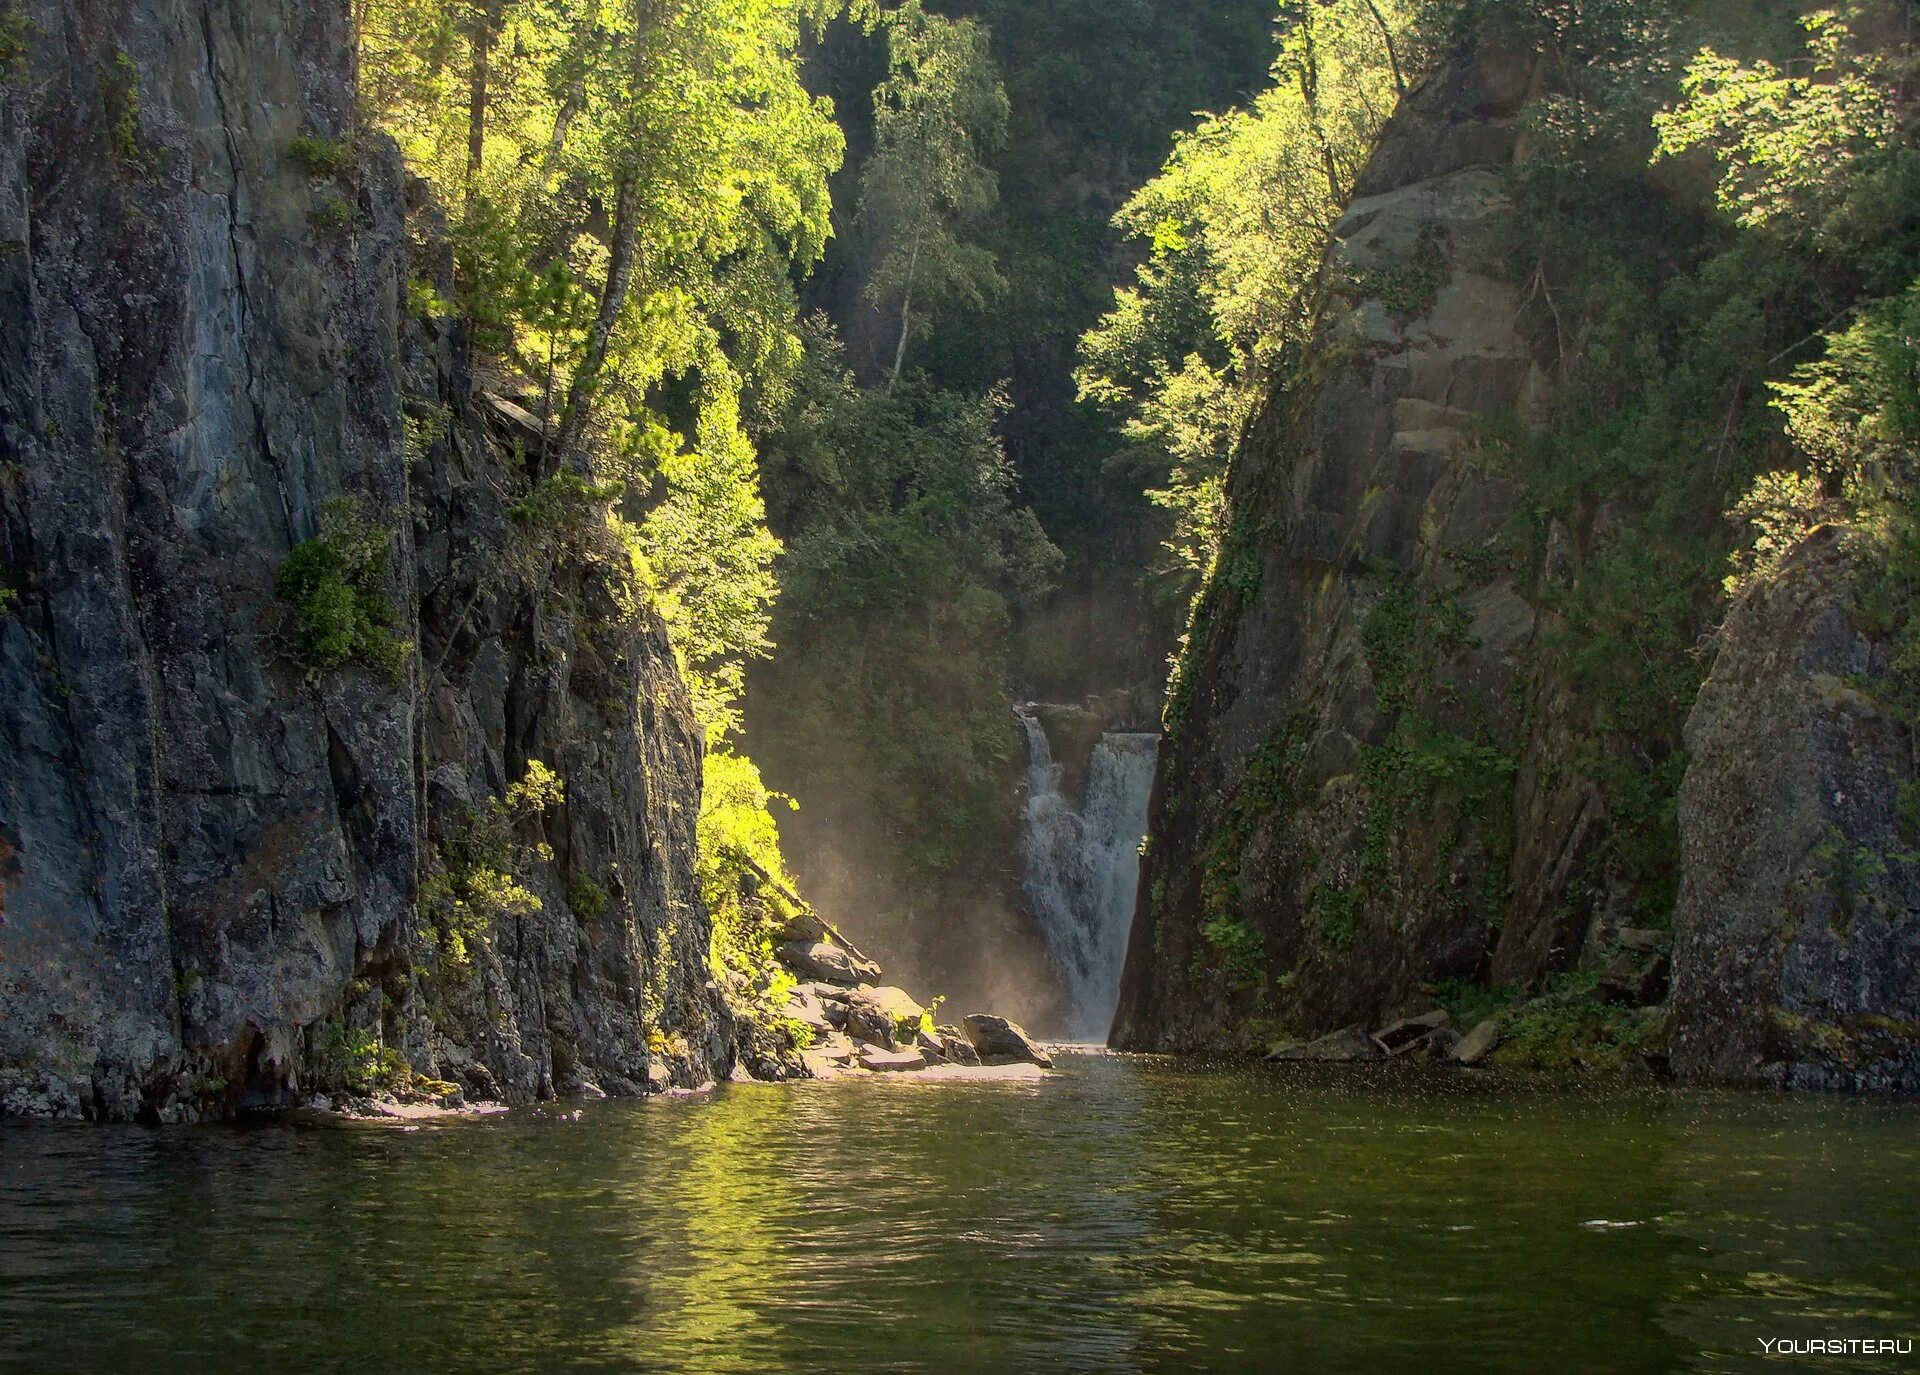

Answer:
[2,1056,1916,1373]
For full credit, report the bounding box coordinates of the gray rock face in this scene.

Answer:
[1670,535,1920,1090]
[1113,28,1582,1053]
[0,0,725,1119]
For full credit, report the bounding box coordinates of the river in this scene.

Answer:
[3,1054,1916,1372]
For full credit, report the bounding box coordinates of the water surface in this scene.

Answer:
[2,1054,1916,1372]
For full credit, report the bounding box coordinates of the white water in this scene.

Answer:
[1016,709,1160,1041]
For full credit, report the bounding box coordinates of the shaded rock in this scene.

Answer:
[1454,1019,1502,1065]
[1375,1009,1451,1053]
[1597,952,1670,1008]
[1266,1025,1384,1062]
[856,1044,927,1073]
[776,942,880,987]
[962,1015,1053,1068]
[1615,928,1670,955]
[1422,1027,1464,1060]
[914,1028,949,1062]
[936,1027,982,1067]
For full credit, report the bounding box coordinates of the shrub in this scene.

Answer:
[567,875,611,923]
[311,194,354,230]
[275,498,411,677]
[287,134,353,178]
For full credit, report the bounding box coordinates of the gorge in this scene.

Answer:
[1,0,1918,1366]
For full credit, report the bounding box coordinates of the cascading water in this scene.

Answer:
[1016,708,1160,1041]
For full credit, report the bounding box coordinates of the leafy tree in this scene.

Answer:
[1654,0,1920,590]
[858,0,1009,386]
[1077,0,1416,597]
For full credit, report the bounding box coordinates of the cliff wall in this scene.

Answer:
[0,0,726,1119]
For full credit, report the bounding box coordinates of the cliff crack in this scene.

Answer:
[197,0,295,549]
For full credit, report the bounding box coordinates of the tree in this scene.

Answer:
[858,0,1009,387]
[1076,0,1415,594]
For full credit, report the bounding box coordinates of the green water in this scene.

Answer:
[2,1054,1916,1373]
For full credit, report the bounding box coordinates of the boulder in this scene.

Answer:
[775,941,880,986]
[842,986,926,1050]
[914,1028,949,1062]
[1422,1027,1464,1060]
[785,984,834,1032]
[1374,1009,1451,1053]
[774,909,834,946]
[1454,1018,1502,1065]
[857,1044,927,1073]
[1266,1025,1383,1062]
[936,1027,982,1067]
[962,1014,1053,1068]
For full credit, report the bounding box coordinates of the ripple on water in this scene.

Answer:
[0,1054,1916,1373]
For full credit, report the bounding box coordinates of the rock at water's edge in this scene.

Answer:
[962,1015,1053,1068]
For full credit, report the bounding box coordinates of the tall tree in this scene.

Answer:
[858,0,1008,387]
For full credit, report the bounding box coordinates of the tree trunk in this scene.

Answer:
[466,0,499,194]
[885,230,922,391]
[1361,0,1406,98]
[549,172,641,475]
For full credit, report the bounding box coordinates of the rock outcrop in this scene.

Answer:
[0,0,724,1119]
[1109,18,1918,1086]
[1670,533,1920,1090]
[1113,30,1576,1052]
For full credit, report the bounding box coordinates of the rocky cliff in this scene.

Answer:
[1113,32,1567,1051]
[1111,20,1920,1087]
[1671,532,1920,1090]
[0,0,728,1120]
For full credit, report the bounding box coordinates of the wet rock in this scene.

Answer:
[1454,1019,1502,1065]
[776,942,880,986]
[962,1015,1053,1068]
[1267,1026,1383,1063]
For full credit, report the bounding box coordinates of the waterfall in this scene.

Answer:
[1016,708,1160,1041]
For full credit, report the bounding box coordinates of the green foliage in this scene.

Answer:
[697,749,802,983]
[567,875,611,923]
[1492,995,1665,1073]
[0,585,16,619]
[287,134,354,178]
[317,1022,409,1096]
[1077,0,1417,594]
[311,194,355,230]
[406,279,453,320]
[1308,883,1358,950]
[0,6,32,75]
[274,498,412,677]
[1346,222,1450,316]
[424,760,563,971]
[859,0,1009,383]
[104,50,145,168]
[750,320,1061,926]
